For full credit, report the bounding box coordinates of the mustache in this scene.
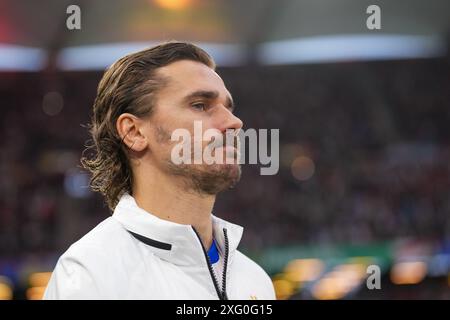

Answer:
[207,131,239,149]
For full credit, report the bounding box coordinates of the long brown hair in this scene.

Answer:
[81,42,215,211]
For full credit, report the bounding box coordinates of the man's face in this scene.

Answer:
[142,60,243,195]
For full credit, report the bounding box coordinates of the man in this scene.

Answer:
[44,42,276,300]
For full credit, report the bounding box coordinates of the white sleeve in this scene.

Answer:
[43,255,103,300]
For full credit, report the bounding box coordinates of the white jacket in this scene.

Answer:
[43,194,276,300]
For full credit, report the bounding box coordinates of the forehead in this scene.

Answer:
[155,60,229,96]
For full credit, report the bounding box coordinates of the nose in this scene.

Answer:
[216,105,243,134]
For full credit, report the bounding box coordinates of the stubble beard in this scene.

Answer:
[157,125,242,195]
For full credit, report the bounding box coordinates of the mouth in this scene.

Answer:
[217,145,236,151]
[216,145,238,154]
[211,145,239,163]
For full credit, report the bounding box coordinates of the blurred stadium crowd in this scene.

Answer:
[225,59,450,249]
[0,57,449,299]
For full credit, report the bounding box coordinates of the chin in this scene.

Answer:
[199,163,242,194]
[213,162,241,177]
[218,163,242,188]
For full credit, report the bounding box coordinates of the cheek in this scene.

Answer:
[138,123,170,157]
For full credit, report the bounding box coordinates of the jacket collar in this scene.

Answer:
[112,193,244,267]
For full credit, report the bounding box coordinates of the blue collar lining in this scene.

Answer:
[207,239,220,264]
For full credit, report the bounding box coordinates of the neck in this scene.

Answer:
[132,167,216,250]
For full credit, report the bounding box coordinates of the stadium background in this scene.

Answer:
[0,0,449,300]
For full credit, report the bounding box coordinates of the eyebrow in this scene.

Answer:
[183,90,235,111]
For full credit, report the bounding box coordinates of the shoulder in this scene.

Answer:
[69,217,127,250]
[62,216,141,261]
[233,250,276,299]
[43,217,133,299]
[233,250,271,281]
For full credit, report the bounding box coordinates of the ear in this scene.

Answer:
[116,113,148,152]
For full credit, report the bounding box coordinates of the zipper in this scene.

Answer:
[192,226,229,300]
[221,228,229,300]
